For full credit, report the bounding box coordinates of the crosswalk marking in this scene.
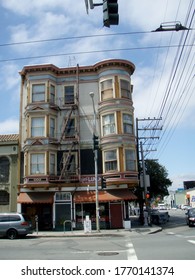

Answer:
[126,242,138,260]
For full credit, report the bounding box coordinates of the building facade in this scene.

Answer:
[17,59,138,230]
[0,134,19,212]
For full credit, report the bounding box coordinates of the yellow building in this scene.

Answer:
[17,59,138,230]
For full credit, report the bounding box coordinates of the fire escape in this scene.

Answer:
[59,65,80,183]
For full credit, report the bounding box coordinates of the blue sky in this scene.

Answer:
[0,0,194,190]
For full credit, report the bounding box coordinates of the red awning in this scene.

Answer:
[74,189,137,203]
[17,192,54,204]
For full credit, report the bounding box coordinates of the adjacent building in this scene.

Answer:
[0,134,19,212]
[17,59,138,230]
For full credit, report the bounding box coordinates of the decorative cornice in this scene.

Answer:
[20,59,135,78]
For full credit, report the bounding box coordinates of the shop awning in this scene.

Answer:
[74,189,137,203]
[17,192,54,204]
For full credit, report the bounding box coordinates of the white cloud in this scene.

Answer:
[0,118,19,134]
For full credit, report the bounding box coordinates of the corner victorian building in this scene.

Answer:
[17,59,138,230]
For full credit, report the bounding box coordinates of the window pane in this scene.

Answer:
[31,117,45,137]
[121,79,131,99]
[125,150,136,171]
[50,118,55,137]
[31,154,45,174]
[50,154,55,175]
[32,84,45,102]
[50,85,55,103]
[102,114,115,135]
[65,118,75,138]
[64,86,74,104]
[123,114,133,134]
[101,79,113,100]
[104,150,117,172]
[0,157,9,183]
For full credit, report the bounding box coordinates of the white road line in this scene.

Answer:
[126,242,138,260]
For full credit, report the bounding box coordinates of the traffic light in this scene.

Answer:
[103,0,119,28]
[93,134,99,150]
[101,176,106,189]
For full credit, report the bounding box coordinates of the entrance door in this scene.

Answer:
[110,203,123,228]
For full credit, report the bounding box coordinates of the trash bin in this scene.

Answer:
[84,215,92,233]
[123,219,131,229]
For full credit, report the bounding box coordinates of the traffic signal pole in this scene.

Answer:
[89,92,100,232]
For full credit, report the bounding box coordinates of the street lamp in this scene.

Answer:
[89,92,100,232]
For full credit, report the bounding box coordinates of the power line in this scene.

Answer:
[0,44,193,63]
[0,30,150,48]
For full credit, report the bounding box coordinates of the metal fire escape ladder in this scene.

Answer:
[58,63,80,182]
[59,141,77,181]
[59,105,77,144]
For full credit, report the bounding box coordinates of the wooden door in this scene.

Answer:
[110,203,123,228]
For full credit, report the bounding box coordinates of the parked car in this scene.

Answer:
[186,208,195,227]
[0,213,33,239]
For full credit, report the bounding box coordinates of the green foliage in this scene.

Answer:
[145,159,172,198]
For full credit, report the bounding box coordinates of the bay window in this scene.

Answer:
[125,149,136,171]
[50,84,55,103]
[102,114,115,136]
[50,117,55,138]
[100,79,113,100]
[30,153,45,175]
[104,150,117,172]
[31,117,45,137]
[32,84,45,102]
[120,79,131,99]
[50,153,56,175]
[123,113,133,134]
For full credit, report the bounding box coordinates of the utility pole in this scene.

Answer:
[136,117,162,224]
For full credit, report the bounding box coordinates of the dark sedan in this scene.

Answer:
[186,208,195,227]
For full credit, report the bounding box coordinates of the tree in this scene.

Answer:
[145,159,172,198]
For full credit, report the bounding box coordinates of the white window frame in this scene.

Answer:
[31,116,45,137]
[30,153,46,175]
[100,78,114,101]
[103,149,118,173]
[122,113,133,134]
[31,83,46,102]
[102,113,116,136]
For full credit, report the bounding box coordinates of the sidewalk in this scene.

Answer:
[30,224,162,238]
